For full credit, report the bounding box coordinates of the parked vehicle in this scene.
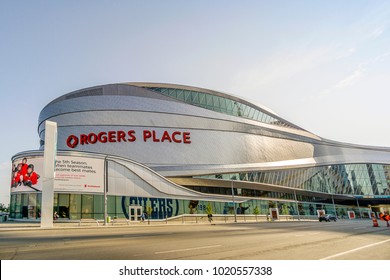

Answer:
[319,214,337,222]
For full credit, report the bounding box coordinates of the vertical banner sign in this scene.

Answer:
[41,121,57,228]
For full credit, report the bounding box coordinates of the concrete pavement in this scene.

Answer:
[0,219,389,260]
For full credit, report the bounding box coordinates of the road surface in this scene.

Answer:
[0,219,389,260]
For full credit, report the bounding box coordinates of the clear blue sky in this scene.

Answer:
[1,1,390,205]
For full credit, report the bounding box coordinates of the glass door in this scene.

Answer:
[129,206,143,221]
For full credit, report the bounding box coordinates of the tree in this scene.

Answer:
[0,203,9,212]
[145,205,153,225]
[281,204,288,215]
[145,199,154,225]
[253,206,260,221]
[206,203,213,223]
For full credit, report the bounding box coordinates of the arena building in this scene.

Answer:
[9,83,390,221]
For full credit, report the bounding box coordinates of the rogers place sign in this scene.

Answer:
[66,130,191,149]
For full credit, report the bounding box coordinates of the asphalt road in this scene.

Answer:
[1,220,389,260]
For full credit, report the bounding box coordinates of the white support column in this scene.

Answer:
[41,121,57,228]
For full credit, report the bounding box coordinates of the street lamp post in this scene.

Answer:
[103,156,108,226]
[331,194,337,217]
[368,204,372,218]
[293,189,300,221]
[355,197,362,219]
[326,166,337,217]
[231,180,237,222]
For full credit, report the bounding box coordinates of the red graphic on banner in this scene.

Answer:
[11,157,40,191]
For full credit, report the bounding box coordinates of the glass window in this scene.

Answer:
[21,194,28,218]
[69,194,81,220]
[15,194,22,218]
[191,91,199,104]
[58,194,70,219]
[94,195,104,219]
[53,193,58,214]
[219,97,227,111]
[253,110,259,121]
[107,195,116,217]
[176,90,184,101]
[248,108,255,119]
[10,194,16,218]
[205,94,212,106]
[198,93,206,105]
[184,91,191,102]
[212,95,220,108]
[148,87,302,130]
[115,196,126,218]
[36,193,42,219]
[28,193,37,219]
[242,105,250,117]
[81,194,93,219]
[225,99,233,112]
[168,88,176,98]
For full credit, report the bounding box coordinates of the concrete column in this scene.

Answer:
[41,121,57,228]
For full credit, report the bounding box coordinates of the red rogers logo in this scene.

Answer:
[84,184,100,188]
[66,130,191,149]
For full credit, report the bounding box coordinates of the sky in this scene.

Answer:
[1,0,390,206]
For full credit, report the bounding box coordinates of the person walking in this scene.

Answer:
[207,213,213,223]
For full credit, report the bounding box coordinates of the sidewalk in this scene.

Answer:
[0,216,320,231]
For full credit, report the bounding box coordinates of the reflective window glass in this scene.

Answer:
[58,194,69,219]
[81,194,93,219]
[93,195,103,219]
[147,87,300,129]
[69,194,81,220]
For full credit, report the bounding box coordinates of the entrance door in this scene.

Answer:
[129,206,143,221]
[269,208,279,220]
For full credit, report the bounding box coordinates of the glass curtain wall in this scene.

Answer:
[195,163,390,196]
[148,87,298,129]
[10,193,370,220]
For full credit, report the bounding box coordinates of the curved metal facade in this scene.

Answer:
[36,83,390,201]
